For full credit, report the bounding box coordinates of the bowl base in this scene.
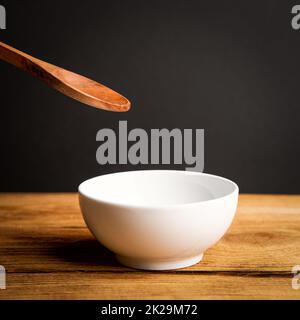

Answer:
[116,254,203,271]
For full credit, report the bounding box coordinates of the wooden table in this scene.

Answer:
[0,193,300,300]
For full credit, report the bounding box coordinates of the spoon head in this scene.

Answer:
[47,65,131,112]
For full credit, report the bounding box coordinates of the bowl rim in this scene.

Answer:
[78,170,239,209]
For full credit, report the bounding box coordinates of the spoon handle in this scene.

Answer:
[0,41,130,112]
[0,41,53,81]
[0,41,39,69]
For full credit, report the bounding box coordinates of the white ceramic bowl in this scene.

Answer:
[79,170,239,270]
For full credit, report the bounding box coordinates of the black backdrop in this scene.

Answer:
[0,0,299,193]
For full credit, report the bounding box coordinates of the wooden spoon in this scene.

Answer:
[0,41,131,112]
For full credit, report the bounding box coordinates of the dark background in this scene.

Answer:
[0,0,299,193]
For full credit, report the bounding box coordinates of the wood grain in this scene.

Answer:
[0,41,130,112]
[0,193,300,299]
